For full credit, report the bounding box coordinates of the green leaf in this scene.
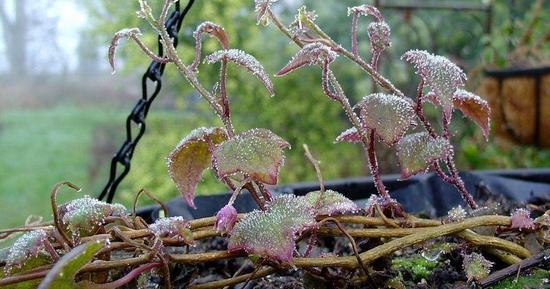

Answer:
[356,93,415,145]
[452,89,491,140]
[228,195,316,263]
[168,127,227,208]
[303,190,359,216]
[37,239,106,289]
[396,132,451,179]
[213,128,289,185]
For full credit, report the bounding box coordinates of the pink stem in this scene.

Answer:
[366,129,389,200]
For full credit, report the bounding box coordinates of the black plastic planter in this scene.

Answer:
[137,168,550,222]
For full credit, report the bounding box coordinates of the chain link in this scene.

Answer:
[98,0,196,203]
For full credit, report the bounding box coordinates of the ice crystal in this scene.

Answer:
[303,190,359,216]
[347,4,384,21]
[167,127,228,208]
[149,216,193,244]
[228,195,316,263]
[510,208,535,231]
[59,195,126,241]
[334,127,362,143]
[276,42,338,76]
[355,93,415,145]
[402,50,466,121]
[446,205,467,222]
[463,252,493,282]
[452,89,491,140]
[205,49,274,96]
[4,229,50,274]
[396,132,451,179]
[215,204,238,234]
[213,128,289,185]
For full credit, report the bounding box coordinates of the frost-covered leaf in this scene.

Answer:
[452,89,491,140]
[276,42,337,76]
[356,93,415,145]
[334,127,362,143]
[368,21,391,51]
[213,128,289,185]
[205,49,274,96]
[193,21,229,49]
[168,127,227,208]
[228,195,316,263]
[38,239,106,289]
[402,50,466,121]
[58,196,126,241]
[215,204,238,234]
[509,208,535,231]
[255,0,278,25]
[462,252,493,282]
[149,216,194,244]
[396,132,451,179]
[108,28,141,74]
[303,190,359,216]
[3,229,52,275]
[347,4,384,21]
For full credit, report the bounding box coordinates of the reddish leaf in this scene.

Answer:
[276,42,337,76]
[396,132,451,179]
[168,127,228,208]
[356,93,415,145]
[228,195,316,263]
[334,127,362,143]
[402,50,466,121]
[205,49,274,96]
[193,21,229,49]
[213,128,289,185]
[453,89,491,140]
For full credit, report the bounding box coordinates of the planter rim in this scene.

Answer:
[484,65,550,77]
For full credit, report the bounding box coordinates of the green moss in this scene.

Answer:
[391,254,439,281]
[489,269,550,289]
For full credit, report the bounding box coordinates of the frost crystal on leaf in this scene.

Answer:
[213,128,290,185]
[463,252,493,282]
[205,49,274,96]
[4,229,50,274]
[149,216,194,244]
[228,195,316,263]
[367,21,391,51]
[276,42,338,76]
[168,127,227,208]
[355,93,415,145]
[347,4,384,21]
[215,204,238,234]
[396,132,451,179]
[303,190,359,216]
[59,195,126,241]
[402,50,466,121]
[446,205,467,222]
[193,21,229,49]
[452,89,491,140]
[255,0,278,25]
[334,127,362,143]
[509,208,535,231]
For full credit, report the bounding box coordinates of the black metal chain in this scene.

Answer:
[98,0,196,203]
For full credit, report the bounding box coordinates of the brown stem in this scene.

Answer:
[50,181,80,248]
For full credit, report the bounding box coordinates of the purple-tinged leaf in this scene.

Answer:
[213,128,289,185]
[168,127,228,208]
[355,93,415,145]
[368,21,391,51]
[228,195,316,263]
[3,229,52,275]
[334,127,362,143]
[255,0,278,25]
[108,28,141,74]
[509,208,535,231]
[303,190,359,216]
[215,204,238,234]
[276,42,337,77]
[402,50,466,121]
[149,216,194,244]
[452,89,491,140]
[193,21,229,49]
[347,4,384,21]
[205,49,274,96]
[38,239,107,289]
[396,132,451,179]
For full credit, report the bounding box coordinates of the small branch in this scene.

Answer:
[187,266,277,289]
[413,80,437,138]
[366,130,389,199]
[50,181,80,248]
[303,144,325,196]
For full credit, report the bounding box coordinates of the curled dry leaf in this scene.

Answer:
[276,42,338,76]
[205,49,274,96]
[355,93,415,146]
[254,0,278,26]
[347,4,384,21]
[167,127,228,208]
[334,127,362,143]
[396,132,451,179]
[452,89,491,140]
[213,128,290,185]
[108,28,141,74]
[194,21,229,49]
